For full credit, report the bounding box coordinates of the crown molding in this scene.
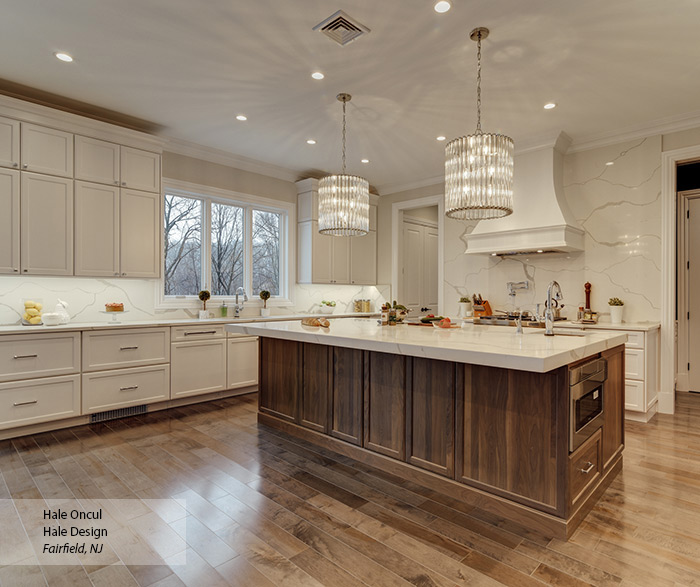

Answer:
[163,136,300,183]
[376,174,444,197]
[569,109,700,153]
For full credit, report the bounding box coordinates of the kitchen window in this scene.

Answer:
[160,181,293,308]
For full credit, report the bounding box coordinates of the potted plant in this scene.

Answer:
[458,296,473,318]
[319,300,336,314]
[259,290,271,316]
[392,300,409,323]
[198,290,211,320]
[608,297,624,324]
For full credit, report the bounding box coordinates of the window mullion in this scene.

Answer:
[245,207,253,296]
[203,199,212,291]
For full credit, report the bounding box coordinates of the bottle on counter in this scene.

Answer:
[221,301,228,317]
[577,306,584,321]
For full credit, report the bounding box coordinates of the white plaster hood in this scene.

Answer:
[466,131,584,255]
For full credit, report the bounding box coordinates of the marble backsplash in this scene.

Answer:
[0,276,389,325]
[443,136,662,323]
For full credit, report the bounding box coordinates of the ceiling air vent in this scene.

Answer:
[313,10,370,46]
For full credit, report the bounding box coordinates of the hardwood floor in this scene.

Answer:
[1,392,700,586]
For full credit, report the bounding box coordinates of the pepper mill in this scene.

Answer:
[584,282,591,311]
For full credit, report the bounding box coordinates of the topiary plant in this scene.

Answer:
[259,290,271,308]
[198,290,211,310]
[608,297,624,306]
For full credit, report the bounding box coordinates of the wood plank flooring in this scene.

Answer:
[1,392,700,586]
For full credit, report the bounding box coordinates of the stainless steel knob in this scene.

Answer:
[22,164,28,169]
[12,162,18,168]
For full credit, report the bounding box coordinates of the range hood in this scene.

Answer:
[466,131,584,255]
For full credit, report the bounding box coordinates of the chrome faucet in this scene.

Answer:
[234,287,248,318]
[515,309,523,334]
[544,281,563,336]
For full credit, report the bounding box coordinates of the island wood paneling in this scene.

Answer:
[330,347,363,446]
[258,337,300,423]
[407,357,455,477]
[601,345,625,469]
[456,363,569,514]
[364,351,408,460]
[300,343,330,433]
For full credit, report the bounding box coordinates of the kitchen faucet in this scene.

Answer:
[234,287,248,318]
[544,281,563,336]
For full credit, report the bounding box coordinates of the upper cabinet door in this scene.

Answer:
[75,136,120,186]
[120,146,160,192]
[20,172,73,275]
[0,169,20,274]
[119,189,160,278]
[0,116,20,170]
[21,123,73,178]
[74,181,120,277]
[330,235,350,284]
[350,230,376,285]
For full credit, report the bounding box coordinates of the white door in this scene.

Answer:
[331,235,350,284]
[171,339,227,399]
[119,189,160,278]
[0,116,20,169]
[402,222,424,313]
[0,169,20,274]
[227,337,259,389]
[688,197,700,391]
[75,136,120,186]
[120,146,160,192]
[350,230,376,285]
[423,226,439,310]
[74,181,120,277]
[20,172,73,275]
[21,123,73,178]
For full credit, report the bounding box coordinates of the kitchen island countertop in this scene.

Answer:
[226,318,627,373]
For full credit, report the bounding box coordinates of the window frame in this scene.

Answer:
[157,179,295,309]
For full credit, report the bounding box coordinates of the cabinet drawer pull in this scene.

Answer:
[14,354,38,359]
[119,385,139,391]
[580,461,595,474]
[119,346,139,351]
[184,330,217,336]
[14,399,38,407]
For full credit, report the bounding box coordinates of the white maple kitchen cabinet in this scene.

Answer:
[0,115,20,169]
[227,335,259,390]
[20,123,73,178]
[0,168,20,274]
[74,183,160,278]
[171,325,227,399]
[20,172,73,275]
[349,227,377,285]
[74,136,160,193]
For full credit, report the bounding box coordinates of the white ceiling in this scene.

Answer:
[2,0,700,192]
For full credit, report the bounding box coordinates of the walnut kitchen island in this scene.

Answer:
[226,318,627,539]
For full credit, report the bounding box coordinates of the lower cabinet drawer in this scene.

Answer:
[624,348,645,380]
[569,428,602,507]
[82,328,170,372]
[82,364,169,413]
[0,332,80,383]
[625,379,644,412]
[171,339,227,399]
[0,375,80,430]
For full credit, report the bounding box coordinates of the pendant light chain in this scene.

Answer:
[476,30,482,134]
[342,99,347,174]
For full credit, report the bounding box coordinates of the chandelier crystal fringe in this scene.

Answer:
[445,27,514,220]
[318,93,370,236]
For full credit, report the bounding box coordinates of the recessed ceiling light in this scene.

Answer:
[306,139,316,145]
[543,102,557,110]
[236,115,247,121]
[361,158,370,163]
[55,52,73,62]
[437,135,446,141]
[434,1,452,13]
[311,72,325,80]
[605,161,615,166]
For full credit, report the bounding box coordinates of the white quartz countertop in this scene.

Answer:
[553,320,660,332]
[225,318,628,373]
[0,312,377,335]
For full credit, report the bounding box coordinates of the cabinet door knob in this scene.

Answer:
[13,268,18,272]
[12,162,18,168]
[114,272,119,276]
[22,163,28,169]
[114,181,119,185]
[121,182,126,186]
[121,272,126,276]
[23,269,28,272]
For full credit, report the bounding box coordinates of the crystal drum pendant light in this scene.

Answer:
[445,27,514,220]
[318,93,370,236]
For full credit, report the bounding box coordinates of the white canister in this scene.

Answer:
[609,305,624,324]
[199,310,210,320]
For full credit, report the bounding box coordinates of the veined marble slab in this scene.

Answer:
[226,319,627,373]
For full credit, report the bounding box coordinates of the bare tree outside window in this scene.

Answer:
[252,210,280,295]
[163,195,202,295]
[211,202,244,296]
